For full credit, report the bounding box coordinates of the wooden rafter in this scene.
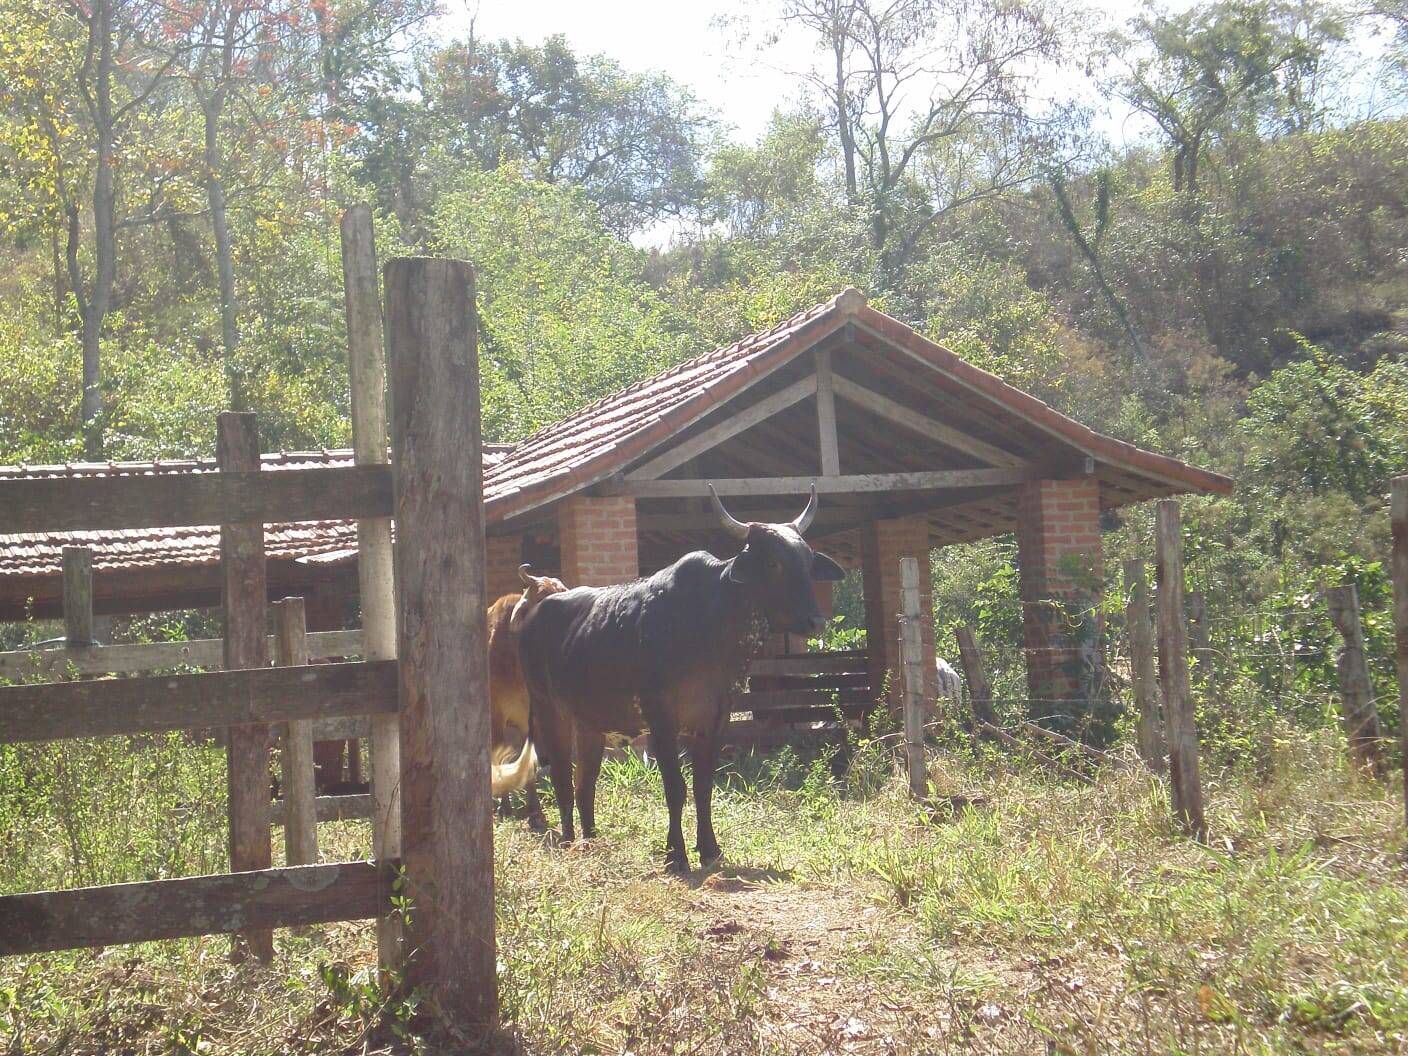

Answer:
[622,468,1040,499]
[815,348,840,476]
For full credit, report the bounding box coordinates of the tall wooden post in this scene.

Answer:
[386,256,495,1027]
[61,547,94,647]
[1325,584,1384,773]
[898,557,928,798]
[274,598,317,867]
[218,410,273,961]
[1124,559,1164,773]
[341,205,403,972]
[1391,477,1407,829]
[955,626,995,731]
[1155,501,1205,840]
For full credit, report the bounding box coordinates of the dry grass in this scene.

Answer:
[2,727,1405,1054]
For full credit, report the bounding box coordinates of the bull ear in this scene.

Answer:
[811,552,845,581]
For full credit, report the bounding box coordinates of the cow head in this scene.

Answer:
[710,483,845,637]
[510,564,568,632]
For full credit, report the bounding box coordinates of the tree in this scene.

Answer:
[61,1,194,457]
[742,0,1077,282]
[1108,1,1343,197]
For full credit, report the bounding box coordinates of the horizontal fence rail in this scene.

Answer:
[272,793,374,825]
[0,861,385,956]
[0,464,392,534]
[0,659,397,744]
[0,629,364,678]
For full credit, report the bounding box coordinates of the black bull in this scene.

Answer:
[519,484,845,874]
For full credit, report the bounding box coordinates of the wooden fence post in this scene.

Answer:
[341,204,403,973]
[898,557,928,798]
[274,598,317,867]
[218,410,273,962]
[61,547,94,647]
[1155,500,1206,840]
[1124,559,1164,773]
[1325,584,1385,774]
[1391,477,1407,829]
[955,625,995,732]
[386,256,496,1027]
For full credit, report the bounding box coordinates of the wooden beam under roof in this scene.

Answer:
[623,468,1040,499]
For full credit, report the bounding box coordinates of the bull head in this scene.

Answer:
[510,564,568,632]
[709,483,844,636]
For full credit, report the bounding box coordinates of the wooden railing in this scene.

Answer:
[727,648,872,743]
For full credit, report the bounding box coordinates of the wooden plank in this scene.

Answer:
[731,688,872,711]
[0,861,383,956]
[0,630,363,679]
[1392,477,1408,830]
[0,660,398,744]
[815,348,840,476]
[62,547,95,646]
[1325,584,1385,773]
[0,464,392,534]
[625,374,819,481]
[955,626,995,729]
[747,653,868,676]
[272,793,374,825]
[899,557,928,798]
[1155,500,1206,841]
[342,204,403,974]
[218,412,273,963]
[387,256,496,1026]
[1124,559,1164,773]
[275,598,318,867]
[830,374,1027,468]
[624,468,1038,499]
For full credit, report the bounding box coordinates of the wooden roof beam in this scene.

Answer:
[623,468,1040,499]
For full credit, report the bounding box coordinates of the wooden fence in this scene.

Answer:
[0,213,498,1028]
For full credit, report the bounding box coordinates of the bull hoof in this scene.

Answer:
[527,813,549,834]
[664,849,691,876]
[697,843,722,867]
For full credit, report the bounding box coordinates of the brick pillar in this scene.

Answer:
[484,533,524,601]
[1015,478,1105,732]
[558,495,639,587]
[861,516,934,709]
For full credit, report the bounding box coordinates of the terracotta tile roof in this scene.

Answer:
[0,290,1230,585]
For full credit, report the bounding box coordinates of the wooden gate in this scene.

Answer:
[0,226,498,1028]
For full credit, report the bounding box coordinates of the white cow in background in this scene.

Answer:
[933,656,963,705]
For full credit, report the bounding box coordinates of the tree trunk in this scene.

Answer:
[203,102,243,410]
[81,1,118,460]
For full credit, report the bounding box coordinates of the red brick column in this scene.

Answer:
[484,534,523,602]
[1015,478,1105,726]
[558,495,639,587]
[861,516,934,709]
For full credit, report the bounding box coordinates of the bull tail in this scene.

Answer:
[491,738,538,798]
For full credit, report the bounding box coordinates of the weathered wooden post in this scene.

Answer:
[1155,500,1206,840]
[1392,476,1408,829]
[386,256,496,1026]
[1124,559,1164,773]
[274,597,317,867]
[217,410,274,961]
[1325,584,1385,774]
[898,557,928,798]
[955,625,995,731]
[341,204,403,972]
[61,547,95,647]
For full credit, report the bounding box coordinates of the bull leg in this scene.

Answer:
[533,706,576,842]
[524,777,548,832]
[650,721,690,875]
[573,728,606,839]
[690,732,722,866]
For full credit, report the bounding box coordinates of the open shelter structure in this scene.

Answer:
[0,288,1231,743]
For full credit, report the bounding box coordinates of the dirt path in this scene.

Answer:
[686,872,956,1054]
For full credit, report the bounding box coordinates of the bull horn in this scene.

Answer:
[790,483,819,535]
[517,563,535,586]
[708,484,750,542]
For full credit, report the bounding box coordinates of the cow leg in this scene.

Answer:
[690,732,722,866]
[524,777,548,832]
[650,721,690,875]
[573,728,606,839]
